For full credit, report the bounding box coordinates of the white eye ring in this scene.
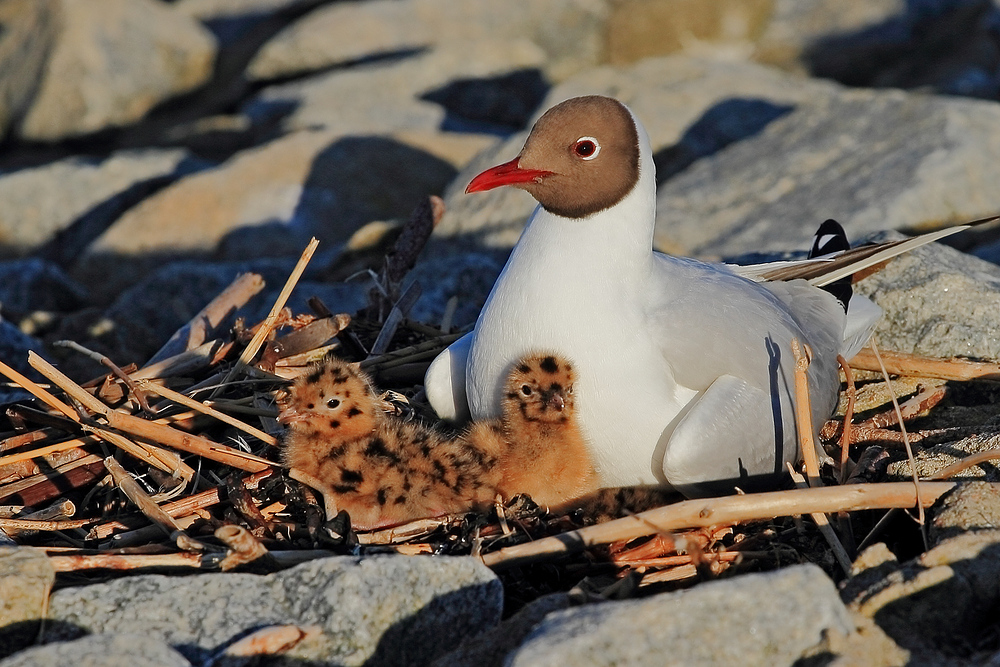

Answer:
[573,136,601,160]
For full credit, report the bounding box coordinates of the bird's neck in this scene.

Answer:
[515,163,657,284]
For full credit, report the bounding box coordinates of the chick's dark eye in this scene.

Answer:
[520,385,532,396]
[573,137,600,160]
[327,398,340,409]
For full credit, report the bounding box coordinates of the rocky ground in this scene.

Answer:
[3,0,1000,665]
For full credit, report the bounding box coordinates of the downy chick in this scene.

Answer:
[277,359,498,530]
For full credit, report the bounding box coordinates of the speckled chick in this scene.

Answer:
[277,358,499,530]
[468,352,600,511]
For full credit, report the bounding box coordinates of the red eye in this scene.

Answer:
[573,137,601,160]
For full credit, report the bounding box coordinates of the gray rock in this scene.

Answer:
[656,86,1000,259]
[507,564,853,666]
[432,593,573,667]
[72,132,456,304]
[0,0,59,140]
[844,527,1000,659]
[757,0,1000,98]
[0,548,55,660]
[855,234,1000,360]
[42,555,501,666]
[888,432,1000,483]
[0,149,200,259]
[17,0,217,141]
[930,481,1000,544]
[0,259,87,316]
[243,41,546,145]
[175,0,319,46]
[406,251,506,330]
[86,255,365,368]
[0,634,191,667]
[246,0,608,83]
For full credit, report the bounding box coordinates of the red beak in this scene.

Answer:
[466,157,553,193]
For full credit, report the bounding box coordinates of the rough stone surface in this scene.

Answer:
[606,0,772,65]
[247,0,608,83]
[0,0,60,140]
[507,564,853,666]
[655,88,1000,258]
[42,555,501,667]
[855,234,1000,360]
[0,149,200,258]
[843,528,1000,660]
[431,593,573,667]
[887,432,1000,483]
[0,548,55,660]
[72,131,456,303]
[17,0,217,141]
[0,259,87,315]
[0,634,191,667]
[930,481,1000,544]
[244,41,547,140]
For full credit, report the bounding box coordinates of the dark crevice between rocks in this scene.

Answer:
[803,0,1000,98]
[652,97,795,186]
[31,155,213,269]
[420,68,551,136]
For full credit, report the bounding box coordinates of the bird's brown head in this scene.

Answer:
[466,95,640,218]
[504,353,577,424]
[276,358,379,442]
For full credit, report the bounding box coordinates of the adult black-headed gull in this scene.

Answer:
[424,94,979,495]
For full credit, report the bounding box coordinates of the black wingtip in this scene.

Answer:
[810,219,852,311]
[809,219,850,258]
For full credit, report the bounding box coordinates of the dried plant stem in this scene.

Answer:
[786,463,852,574]
[54,340,151,413]
[0,359,80,421]
[138,380,277,446]
[133,340,223,381]
[105,457,182,537]
[359,333,464,370]
[0,439,96,469]
[480,482,956,569]
[869,339,925,537]
[216,524,270,571]
[929,447,1000,480]
[838,355,855,483]
[791,339,821,485]
[0,517,93,531]
[219,238,319,391]
[849,347,1000,381]
[47,549,335,572]
[146,272,265,366]
[0,454,105,503]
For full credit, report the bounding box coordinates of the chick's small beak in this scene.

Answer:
[466,157,553,193]
[276,407,307,424]
[547,392,565,412]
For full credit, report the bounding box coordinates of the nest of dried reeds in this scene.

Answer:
[2,196,1000,612]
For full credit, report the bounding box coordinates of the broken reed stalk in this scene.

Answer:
[849,347,1000,381]
[217,238,319,393]
[359,333,464,370]
[137,380,277,446]
[0,454,105,503]
[27,352,268,473]
[837,354,855,484]
[145,272,265,366]
[104,457,182,537]
[53,340,152,413]
[790,339,821,486]
[869,338,926,538]
[0,359,80,422]
[929,446,1000,480]
[46,549,336,573]
[480,482,956,569]
[0,517,93,532]
[786,463,852,574]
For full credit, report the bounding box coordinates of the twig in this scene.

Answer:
[216,524,271,571]
[0,359,81,422]
[786,463,852,574]
[480,482,956,569]
[53,340,152,413]
[359,334,464,370]
[0,455,105,504]
[838,355,855,484]
[137,380,277,446]
[104,457,182,537]
[869,338,926,545]
[217,238,319,393]
[0,517,93,531]
[849,347,1000,381]
[146,273,265,366]
[928,446,1000,480]
[791,339,820,486]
